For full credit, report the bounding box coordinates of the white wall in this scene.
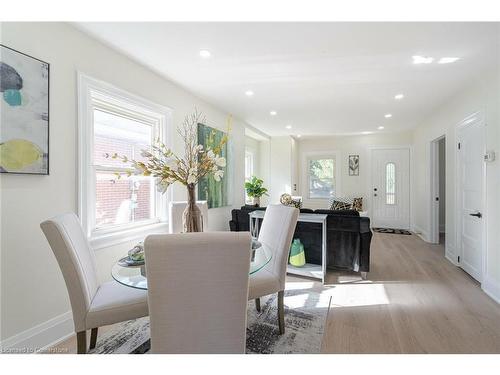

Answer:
[296,132,414,210]
[412,66,500,302]
[0,22,249,347]
[268,136,293,203]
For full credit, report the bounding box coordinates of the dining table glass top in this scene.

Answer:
[111,241,272,290]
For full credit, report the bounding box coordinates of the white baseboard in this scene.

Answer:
[0,311,73,353]
[412,224,429,242]
[482,276,500,304]
[444,242,458,266]
[445,252,459,266]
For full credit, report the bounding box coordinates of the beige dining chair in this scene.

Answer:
[40,213,148,354]
[248,204,299,334]
[144,232,252,353]
[169,201,209,233]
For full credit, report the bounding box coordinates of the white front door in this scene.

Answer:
[457,114,485,282]
[371,148,410,229]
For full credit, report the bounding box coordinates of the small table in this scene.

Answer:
[249,210,328,283]
[111,243,273,290]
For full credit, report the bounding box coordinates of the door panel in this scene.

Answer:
[458,117,485,282]
[371,148,410,229]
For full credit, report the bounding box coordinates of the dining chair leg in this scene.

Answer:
[89,327,98,350]
[77,331,87,354]
[278,290,285,335]
[255,298,261,312]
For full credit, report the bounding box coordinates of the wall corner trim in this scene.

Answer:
[482,276,500,304]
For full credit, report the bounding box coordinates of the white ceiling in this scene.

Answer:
[76,22,499,136]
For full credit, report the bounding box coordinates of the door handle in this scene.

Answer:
[469,212,482,218]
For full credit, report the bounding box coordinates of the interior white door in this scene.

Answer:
[371,148,410,229]
[457,116,485,282]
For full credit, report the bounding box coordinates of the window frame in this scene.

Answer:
[245,150,254,181]
[385,162,396,205]
[301,151,342,203]
[78,73,172,250]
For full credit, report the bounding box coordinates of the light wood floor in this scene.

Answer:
[49,232,500,354]
[322,232,500,353]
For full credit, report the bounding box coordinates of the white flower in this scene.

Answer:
[165,158,178,169]
[213,170,224,182]
[215,156,226,167]
[196,144,204,151]
[212,165,219,172]
[187,174,197,184]
[206,150,215,160]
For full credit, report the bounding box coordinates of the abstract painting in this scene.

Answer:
[349,154,359,176]
[0,45,49,174]
[197,123,230,208]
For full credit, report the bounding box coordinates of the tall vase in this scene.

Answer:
[183,183,203,232]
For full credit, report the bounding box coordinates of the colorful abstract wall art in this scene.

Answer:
[197,123,231,208]
[0,45,49,174]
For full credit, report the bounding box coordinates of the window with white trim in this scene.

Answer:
[307,157,336,199]
[244,150,254,203]
[245,150,254,181]
[78,74,171,246]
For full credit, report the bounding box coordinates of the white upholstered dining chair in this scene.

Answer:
[248,204,299,334]
[40,213,148,354]
[169,201,209,233]
[144,232,252,353]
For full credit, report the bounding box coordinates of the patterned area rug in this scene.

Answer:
[373,227,412,235]
[91,289,330,354]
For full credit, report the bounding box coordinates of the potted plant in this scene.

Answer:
[107,109,229,232]
[245,176,268,207]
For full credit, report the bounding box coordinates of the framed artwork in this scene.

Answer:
[197,123,231,208]
[0,45,49,175]
[349,154,359,176]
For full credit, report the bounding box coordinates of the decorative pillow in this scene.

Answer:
[352,197,363,211]
[328,197,354,210]
[331,200,352,210]
[280,193,302,209]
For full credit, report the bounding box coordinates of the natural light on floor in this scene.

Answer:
[285,279,390,309]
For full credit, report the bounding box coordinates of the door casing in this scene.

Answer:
[455,111,487,282]
[429,135,446,244]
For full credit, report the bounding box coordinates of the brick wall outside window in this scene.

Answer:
[95,136,153,228]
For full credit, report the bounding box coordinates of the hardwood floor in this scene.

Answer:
[48,232,500,354]
[322,232,500,353]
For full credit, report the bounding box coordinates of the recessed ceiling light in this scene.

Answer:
[285,125,292,129]
[245,90,254,97]
[412,55,434,64]
[297,134,302,138]
[361,131,372,135]
[385,114,393,118]
[270,111,277,116]
[378,126,385,130]
[394,94,404,100]
[199,49,211,58]
[438,57,460,64]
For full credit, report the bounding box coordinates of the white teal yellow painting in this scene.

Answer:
[197,123,230,208]
[0,45,49,174]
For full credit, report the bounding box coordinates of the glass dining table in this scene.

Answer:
[111,241,273,290]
